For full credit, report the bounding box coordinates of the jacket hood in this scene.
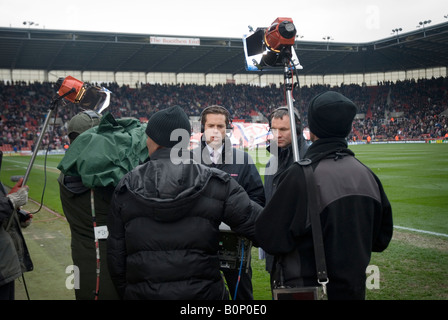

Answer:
[115,148,230,222]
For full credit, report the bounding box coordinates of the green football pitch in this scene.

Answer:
[1,142,447,300]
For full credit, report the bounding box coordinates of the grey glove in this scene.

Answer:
[6,186,29,209]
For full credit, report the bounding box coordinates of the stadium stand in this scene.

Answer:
[1,77,447,153]
[1,23,448,76]
[1,22,448,153]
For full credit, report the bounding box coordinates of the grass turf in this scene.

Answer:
[1,143,447,300]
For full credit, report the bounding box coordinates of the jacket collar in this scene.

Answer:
[304,137,354,163]
[267,142,293,161]
[149,147,172,160]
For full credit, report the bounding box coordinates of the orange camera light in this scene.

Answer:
[57,76,86,103]
[264,17,296,52]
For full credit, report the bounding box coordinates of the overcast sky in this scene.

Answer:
[0,0,447,42]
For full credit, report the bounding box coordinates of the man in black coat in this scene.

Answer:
[192,105,265,300]
[261,106,309,275]
[255,91,393,300]
[107,106,262,300]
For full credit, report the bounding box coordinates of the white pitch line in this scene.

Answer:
[2,158,58,170]
[2,158,60,174]
[394,225,448,238]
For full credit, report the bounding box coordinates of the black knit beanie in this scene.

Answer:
[308,91,357,138]
[145,106,191,148]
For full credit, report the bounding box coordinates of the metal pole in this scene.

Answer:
[283,62,300,162]
[5,102,58,231]
[22,108,54,185]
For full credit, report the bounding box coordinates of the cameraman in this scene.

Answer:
[0,151,33,300]
[255,91,393,299]
[58,111,120,300]
[107,106,262,300]
[192,105,265,300]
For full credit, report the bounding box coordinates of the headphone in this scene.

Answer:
[200,105,233,133]
[83,109,101,124]
[268,106,302,133]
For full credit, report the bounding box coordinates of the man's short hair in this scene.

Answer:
[269,106,302,131]
[270,108,289,122]
[200,105,232,131]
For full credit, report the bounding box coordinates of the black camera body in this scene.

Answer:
[218,223,252,273]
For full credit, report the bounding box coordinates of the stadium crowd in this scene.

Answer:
[1,76,447,152]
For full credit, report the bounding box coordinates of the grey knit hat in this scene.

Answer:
[145,106,191,148]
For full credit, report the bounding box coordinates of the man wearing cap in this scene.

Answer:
[65,110,101,143]
[255,91,393,300]
[107,106,262,300]
[58,110,120,300]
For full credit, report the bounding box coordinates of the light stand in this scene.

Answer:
[281,50,300,162]
[5,89,74,231]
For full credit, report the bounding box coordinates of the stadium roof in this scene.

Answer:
[1,21,448,76]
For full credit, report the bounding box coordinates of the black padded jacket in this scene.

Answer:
[255,138,393,299]
[107,148,261,300]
